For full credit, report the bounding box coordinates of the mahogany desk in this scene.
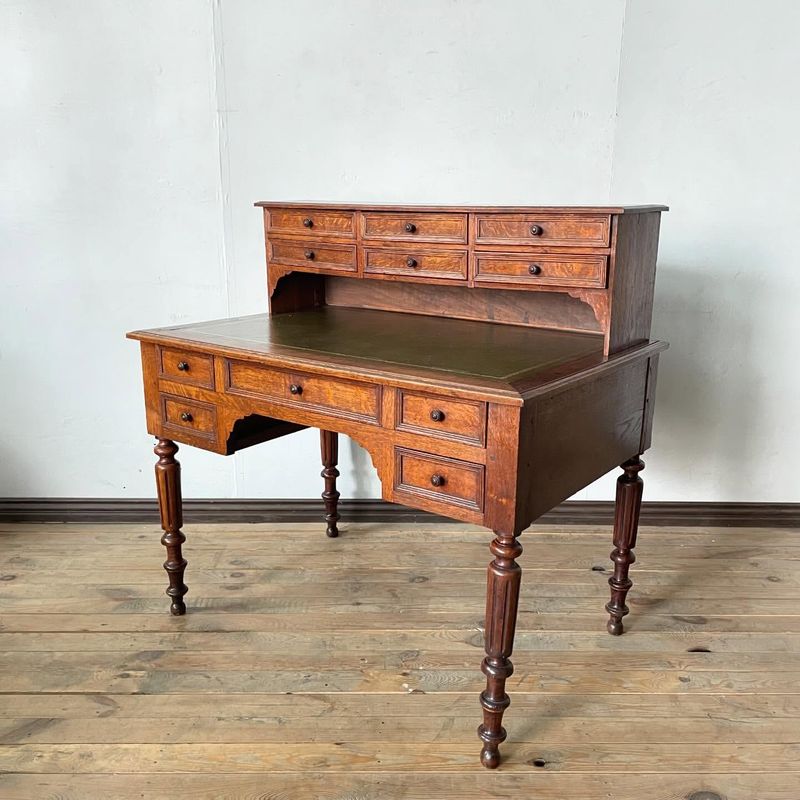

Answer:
[128,203,668,768]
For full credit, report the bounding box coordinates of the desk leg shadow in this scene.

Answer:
[154,438,188,616]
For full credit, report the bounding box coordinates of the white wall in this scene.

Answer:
[1,1,797,502]
[608,0,800,502]
[1,0,235,498]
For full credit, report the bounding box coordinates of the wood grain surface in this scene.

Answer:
[0,521,797,798]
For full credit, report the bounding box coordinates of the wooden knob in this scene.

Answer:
[430,409,445,422]
[430,474,445,488]
[289,383,303,395]
[404,222,417,233]
[529,224,543,236]
[180,411,193,422]
[304,250,315,260]
[528,264,542,275]
[303,217,313,228]
[406,257,418,268]
[176,361,189,371]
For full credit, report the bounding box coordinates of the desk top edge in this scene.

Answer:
[254,202,669,214]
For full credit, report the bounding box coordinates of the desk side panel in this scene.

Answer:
[516,354,652,527]
[639,353,661,453]
[606,212,662,354]
[139,343,161,436]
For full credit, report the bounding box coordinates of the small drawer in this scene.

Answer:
[225,360,381,424]
[268,239,357,273]
[364,248,467,280]
[158,347,215,389]
[266,207,355,238]
[397,391,486,445]
[474,253,607,288]
[474,213,611,247]
[394,448,484,513]
[160,394,217,441]
[362,212,468,243]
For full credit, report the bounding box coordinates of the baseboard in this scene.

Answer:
[0,498,797,527]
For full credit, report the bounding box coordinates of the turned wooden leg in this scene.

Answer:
[478,531,523,769]
[606,457,645,635]
[154,438,188,615]
[320,430,340,538]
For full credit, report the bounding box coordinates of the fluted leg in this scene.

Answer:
[154,438,187,615]
[478,531,523,768]
[606,457,645,635]
[320,430,340,538]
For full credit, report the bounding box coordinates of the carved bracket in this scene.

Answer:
[565,288,609,331]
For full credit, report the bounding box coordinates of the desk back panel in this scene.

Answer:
[324,278,603,335]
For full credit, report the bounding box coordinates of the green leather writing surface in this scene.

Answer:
[265,308,603,380]
[140,307,606,383]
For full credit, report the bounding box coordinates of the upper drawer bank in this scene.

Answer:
[268,239,357,274]
[474,213,611,248]
[474,252,607,288]
[364,247,468,280]
[361,212,468,244]
[266,207,356,239]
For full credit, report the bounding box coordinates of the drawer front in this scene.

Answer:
[268,239,357,273]
[394,448,484,513]
[474,253,607,288]
[225,360,380,424]
[397,391,486,445]
[160,393,217,441]
[266,207,355,239]
[364,248,467,280]
[362,212,468,243]
[158,347,215,389]
[474,214,611,247]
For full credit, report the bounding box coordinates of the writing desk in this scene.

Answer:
[129,203,668,768]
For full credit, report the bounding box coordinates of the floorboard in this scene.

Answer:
[0,521,798,799]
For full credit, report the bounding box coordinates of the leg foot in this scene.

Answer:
[154,439,187,615]
[478,531,522,768]
[480,744,502,770]
[605,457,644,635]
[607,617,624,636]
[320,430,340,538]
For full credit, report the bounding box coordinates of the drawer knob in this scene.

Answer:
[430,409,446,422]
[529,224,543,236]
[304,250,315,260]
[528,263,542,275]
[406,257,418,268]
[404,222,417,233]
[176,361,189,371]
[180,411,193,423]
[289,383,303,395]
[303,217,313,228]
[430,474,445,488]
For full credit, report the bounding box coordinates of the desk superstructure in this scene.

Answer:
[129,203,668,768]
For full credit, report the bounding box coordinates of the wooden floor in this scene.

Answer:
[1,521,798,799]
